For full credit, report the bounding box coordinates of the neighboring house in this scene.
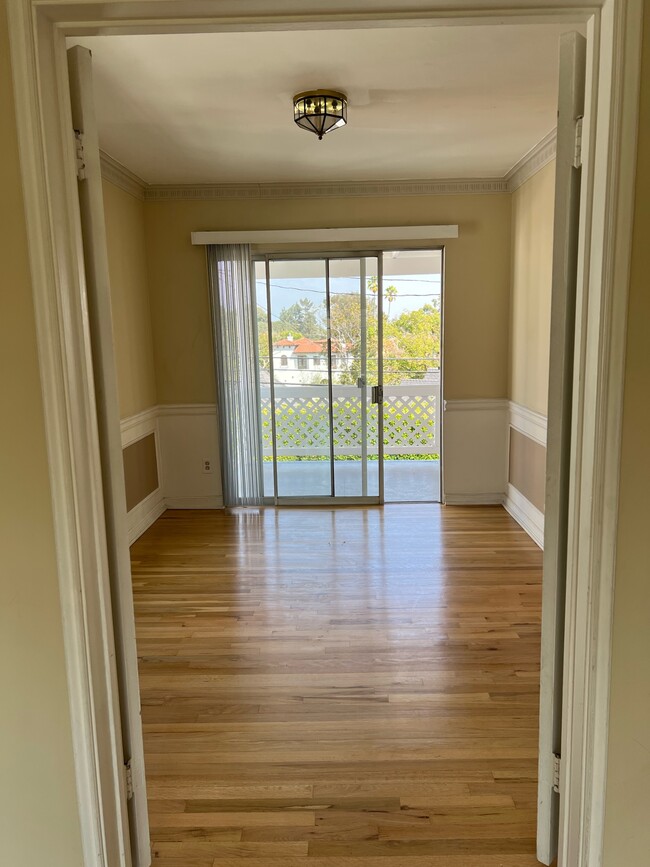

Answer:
[398,368,441,387]
[272,335,351,383]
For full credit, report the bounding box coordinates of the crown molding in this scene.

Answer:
[99,151,146,200]
[144,176,509,201]
[505,129,557,192]
[99,131,556,203]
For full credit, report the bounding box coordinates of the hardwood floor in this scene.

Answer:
[130,505,543,866]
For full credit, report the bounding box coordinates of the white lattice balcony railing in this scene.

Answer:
[260,383,440,458]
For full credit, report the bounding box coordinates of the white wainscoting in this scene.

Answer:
[442,399,509,505]
[119,406,165,543]
[157,404,223,509]
[120,404,223,542]
[504,401,548,548]
[120,401,546,546]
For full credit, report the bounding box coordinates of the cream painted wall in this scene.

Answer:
[103,179,158,419]
[0,3,84,864]
[602,6,650,863]
[509,159,555,415]
[144,193,512,404]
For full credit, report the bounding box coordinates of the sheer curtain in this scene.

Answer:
[207,244,264,506]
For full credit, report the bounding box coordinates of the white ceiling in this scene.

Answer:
[70,24,579,185]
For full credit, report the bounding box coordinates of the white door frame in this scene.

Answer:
[6,2,642,866]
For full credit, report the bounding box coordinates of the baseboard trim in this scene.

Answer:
[127,487,166,544]
[165,495,224,509]
[444,492,505,505]
[504,483,544,548]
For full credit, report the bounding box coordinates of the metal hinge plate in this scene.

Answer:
[552,753,561,793]
[74,129,86,180]
[124,759,134,800]
[573,116,584,169]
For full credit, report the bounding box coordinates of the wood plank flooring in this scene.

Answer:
[130,505,543,866]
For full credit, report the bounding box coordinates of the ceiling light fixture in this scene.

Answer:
[293,90,347,140]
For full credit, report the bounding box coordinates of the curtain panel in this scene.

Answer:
[207,244,264,506]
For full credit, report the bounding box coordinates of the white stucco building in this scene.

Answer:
[272,335,351,383]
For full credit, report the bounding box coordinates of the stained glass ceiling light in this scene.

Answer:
[293,90,347,140]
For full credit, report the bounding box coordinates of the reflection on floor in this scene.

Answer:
[131,505,542,865]
[263,459,440,501]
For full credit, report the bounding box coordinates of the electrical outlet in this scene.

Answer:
[202,458,213,474]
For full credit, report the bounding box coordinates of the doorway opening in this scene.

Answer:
[254,249,443,504]
[9,2,641,865]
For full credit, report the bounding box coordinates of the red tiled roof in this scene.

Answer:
[274,337,327,354]
[294,338,327,354]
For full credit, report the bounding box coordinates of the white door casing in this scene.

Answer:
[5,3,643,867]
[67,45,151,867]
[537,30,587,866]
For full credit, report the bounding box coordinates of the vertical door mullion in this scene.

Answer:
[325,259,336,498]
[265,258,279,504]
[360,258,368,497]
[377,253,385,504]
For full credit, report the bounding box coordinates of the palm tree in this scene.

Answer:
[367,278,398,317]
[385,284,398,318]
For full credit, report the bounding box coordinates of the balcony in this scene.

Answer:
[260,380,440,501]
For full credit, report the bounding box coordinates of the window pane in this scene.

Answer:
[268,259,331,498]
[330,257,379,497]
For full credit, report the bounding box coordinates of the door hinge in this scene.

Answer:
[73,129,86,180]
[573,116,584,169]
[371,385,383,404]
[552,753,561,793]
[124,759,134,800]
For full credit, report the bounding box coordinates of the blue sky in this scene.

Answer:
[256,273,442,323]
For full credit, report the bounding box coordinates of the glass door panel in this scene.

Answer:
[254,260,276,499]
[329,257,380,497]
[255,254,383,503]
[381,249,442,503]
[268,259,331,498]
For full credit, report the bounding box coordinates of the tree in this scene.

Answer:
[275,297,324,339]
[385,284,398,317]
[257,306,271,369]
[383,304,440,381]
[258,285,441,386]
[368,277,398,317]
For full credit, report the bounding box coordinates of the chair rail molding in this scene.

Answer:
[120,405,159,447]
[509,401,548,446]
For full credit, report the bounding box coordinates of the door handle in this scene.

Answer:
[371,385,383,404]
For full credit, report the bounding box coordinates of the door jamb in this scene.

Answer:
[5,2,643,866]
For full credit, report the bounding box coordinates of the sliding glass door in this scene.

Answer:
[255,254,383,503]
